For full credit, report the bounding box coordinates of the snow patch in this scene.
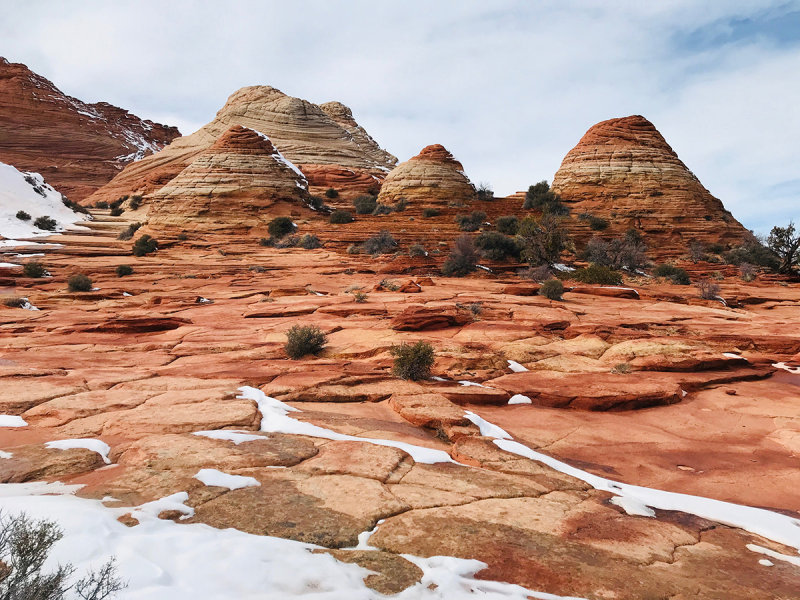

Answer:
[0,451,12,459]
[508,360,528,373]
[464,411,512,439]
[610,496,655,517]
[0,415,27,427]
[553,263,575,272]
[192,430,266,444]
[458,380,486,387]
[130,491,194,522]
[772,362,800,374]
[194,469,260,490]
[508,394,532,405]
[45,438,111,463]
[747,544,800,567]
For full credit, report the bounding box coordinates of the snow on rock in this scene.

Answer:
[458,380,486,388]
[192,430,266,444]
[508,394,532,405]
[464,411,512,440]
[0,162,89,239]
[0,481,83,497]
[773,362,800,374]
[45,438,111,463]
[507,360,529,373]
[610,496,655,517]
[237,386,454,464]
[194,469,260,490]
[0,451,12,459]
[131,491,194,522]
[759,559,774,567]
[746,544,800,568]
[0,415,27,427]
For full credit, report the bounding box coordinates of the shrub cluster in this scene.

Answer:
[523,180,568,215]
[408,243,427,257]
[722,240,780,271]
[583,229,647,271]
[33,215,57,231]
[307,196,324,210]
[422,208,440,218]
[517,214,569,267]
[116,264,133,277]
[110,207,124,217]
[299,234,322,249]
[353,195,378,215]
[568,264,623,285]
[363,230,397,255]
[495,215,518,235]
[697,280,721,300]
[441,234,478,276]
[267,216,296,239]
[23,261,47,278]
[372,203,392,216]
[285,324,327,359]
[129,194,143,210]
[15,210,31,221]
[475,182,494,201]
[390,341,435,381]
[474,231,520,261]
[94,201,109,209]
[540,278,564,300]
[67,273,93,292]
[455,211,487,232]
[132,234,158,256]
[118,222,142,240]
[325,188,339,199]
[62,197,89,214]
[653,264,690,285]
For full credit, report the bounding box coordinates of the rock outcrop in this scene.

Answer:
[377,144,477,207]
[551,115,750,254]
[147,125,309,232]
[85,86,396,205]
[0,57,180,200]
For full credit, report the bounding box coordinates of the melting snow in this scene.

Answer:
[747,544,800,567]
[508,394,532,405]
[194,469,260,490]
[508,360,529,373]
[45,438,111,463]
[0,451,12,459]
[553,263,575,272]
[458,380,486,388]
[192,430,266,444]
[464,411,512,439]
[0,415,27,427]
[772,362,800,374]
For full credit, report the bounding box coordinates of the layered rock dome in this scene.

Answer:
[551,115,749,252]
[147,125,308,232]
[377,144,476,207]
[0,57,180,200]
[86,86,396,205]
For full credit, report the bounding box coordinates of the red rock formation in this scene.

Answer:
[377,144,477,207]
[551,115,750,255]
[0,57,180,200]
[85,86,395,205]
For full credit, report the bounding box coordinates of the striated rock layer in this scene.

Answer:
[85,86,396,204]
[147,125,308,232]
[377,144,476,207]
[551,115,749,254]
[0,57,180,201]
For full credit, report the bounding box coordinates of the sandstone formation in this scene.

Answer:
[85,86,396,205]
[0,57,180,200]
[377,144,477,207]
[551,115,750,253]
[147,125,308,232]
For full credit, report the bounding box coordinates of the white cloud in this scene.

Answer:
[0,0,797,233]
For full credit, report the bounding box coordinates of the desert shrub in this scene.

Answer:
[353,195,378,215]
[177,232,188,241]
[115,264,133,277]
[353,290,368,303]
[109,207,124,217]
[441,234,478,277]
[274,235,299,249]
[390,341,435,381]
[653,264,690,285]
[299,234,322,249]
[519,264,552,282]
[422,208,440,218]
[380,279,400,291]
[324,188,339,199]
[517,214,569,267]
[409,243,427,257]
[569,264,623,285]
[67,273,93,292]
[15,210,31,221]
[132,234,158,256]
[94,201,109,209]
[33,215,57,231]
[476,182,494,201]
[305,196,324,211]
[284,324,327,359]
[329,210,354,224]
[267,216,296,239]
[588,215,608,231]
[62,197,88,214]
[2,296,26,308]
[129,197,141,211]
[363,230,397,255]
[767,221,800,273]
[0,512,126,600]
[23,261,47,278]
[372,203,392,216]
[346,244,361,254]
[259,237,272,247]
[583,230,647,271]
[523,180,568,215]
[109,198,124,210]
[117,222,142,240]
[394,198,408,212]
[474,231,520,261]
[707,243,725,254]
[697,280,721,300]
[739,263,756,282]
[540,278,564,300]
[611,363,632,374]
[455,210,487,232]
[688,240,706,263]
[723,242,780,271]
[495,215,518,235]
[249,265,266,273]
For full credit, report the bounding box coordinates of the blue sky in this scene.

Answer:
[1,0,797,233]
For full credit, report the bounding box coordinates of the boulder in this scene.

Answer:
[390,305,472,331]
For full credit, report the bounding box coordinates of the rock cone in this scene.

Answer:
[86,86,396,205]
[0,57,180,201]
[147,125,308,232]
[377,144,476,207]
[551,115,749,254]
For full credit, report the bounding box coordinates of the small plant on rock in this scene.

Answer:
[118,222,142,240]
[540,278,564,300]
[441,234,478,277]
[372,203,392,216]
[285,324,327,359]
[409,243,427,257]
[697,280,721,300]
[67,273,93,292]
[476,182,494,201]
[390,341,435,381]
[3,296,26,308]
[33,215,57,231]
[267,216,296,239]
[422,208,440,218]
[455,211,487,232]
[115,264,133,277]
[109,207,124,217]
[569,264,623,285]
[330,210,354,224]
[23,261,47,278]
[94,201,109,209]
[353,290,368,303]
[353,195,377,215]
[739,263,756,282]
[325,188,339,199]
[653,264,690,285]
[132,234,158,256]
[15,210,31,221]
[495,215,518,235]
[363,230,397,255]
[299,234,322,249]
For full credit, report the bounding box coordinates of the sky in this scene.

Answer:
[1,0,798,234]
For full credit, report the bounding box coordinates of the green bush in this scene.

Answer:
[324,188,339,199]
[523,180,568,215]
[569,264,623,285]
[285,324,327,359]
[455,211,487,232]
[23,260,47,278]
[476,182,494,201]
[441,234,478,277]
[394,198,408,212]
[116,264,133,277]
[267,216,296,238]
[722,242,779,271]
[33,215,57,231]
[94,201,109,209]
[299,234,322,249]
[495,215,518,235]
[409,243,427,257]
[706,243,725,254]
[363,230,397,255]
[132,234,158,256]
[67,273,93,292]
[588,215,608,231]
[307,196,324,210]
[259,237,272,247]
[110,207,124,217]
[353,290,368,303]
[118,222,142,240]
[353,195,377,215]
[540,278,564,300]
[422,208,440,218]
[372,203,392,216]
[474,231,520,261]
[329,210,354,224]
[517,214,570,267]
[653,264,690,285]
[390,341,435,381]
[583,229,648,271]
[16,210,31,221]
[177,232,188,241]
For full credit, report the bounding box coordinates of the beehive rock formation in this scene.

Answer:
[0,57,180,201]
[377,144,476,207]
[551,116,749,253]
[147,125,308,232]
[86,86,396,205]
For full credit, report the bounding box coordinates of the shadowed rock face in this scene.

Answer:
[147,125,309,232]
[85,86,396,204]
[0,57,180,200]
[551,115,750,254]
[377,144,477,207]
